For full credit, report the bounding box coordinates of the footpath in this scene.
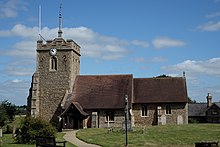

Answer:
[63,130,101,147]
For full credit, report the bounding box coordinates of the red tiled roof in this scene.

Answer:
[133,77,188,103]
[68,74,133,109]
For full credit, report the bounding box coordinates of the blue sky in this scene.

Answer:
[0,0,219,105]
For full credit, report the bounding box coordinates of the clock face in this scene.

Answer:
[50,48,57,56]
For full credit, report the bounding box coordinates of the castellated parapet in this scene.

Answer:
[27,38,81,123]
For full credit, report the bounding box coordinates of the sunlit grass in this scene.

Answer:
[77,124,220,147]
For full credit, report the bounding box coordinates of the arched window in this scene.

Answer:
[51,56,57,70]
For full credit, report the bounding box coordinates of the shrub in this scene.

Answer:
[15,117,57,144]
[3,125,13,134]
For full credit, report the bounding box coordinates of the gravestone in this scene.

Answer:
[161,115,166,125]
[92,112,98,128]
[0,127,2,146]
[177,115,183,125]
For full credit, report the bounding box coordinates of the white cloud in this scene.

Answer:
[131,40,149,48]
[0,0,28,19]
[7,41,36,58]
[64,27,98,42]
[197,21,220,31]
[6,66,34,76]
[163,58,220,102]
[152,37,186,49]
[214,0,220,3]
[0,24,150,78]
[152,56,167,63]
[205,12,220,18]
[140,66,148,70]
[12,79,22,83]
[0,24,38,38]
[133,57,145,63]
[1,24,148,61]
[0,79,30,105]
[164,57,220,77]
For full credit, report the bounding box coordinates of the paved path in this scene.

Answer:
[63,130,101,147]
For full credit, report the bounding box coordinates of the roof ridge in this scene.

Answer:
[78,74,133,77]
[134,77,184,80]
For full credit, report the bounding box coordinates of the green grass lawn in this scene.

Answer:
[77,124,220,147]
[0,116,76,147]
[1,132,76,147]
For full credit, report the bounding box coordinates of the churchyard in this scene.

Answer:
[1,118,220,147]
[77,124,220,147]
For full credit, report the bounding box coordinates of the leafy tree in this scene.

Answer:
[1,100,16,120]
[156,74,171,78]
[0,104,8,127]
[15,105,27,115]
[15,117,57,144]
[188,97,197,103]
[0,100,16,128]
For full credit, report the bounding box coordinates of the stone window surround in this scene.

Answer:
[141,104,149,117]
[50,56,58,71]
[166,105,172,115]
[105,111,115,123]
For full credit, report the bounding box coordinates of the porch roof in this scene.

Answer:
[60,102,88,117]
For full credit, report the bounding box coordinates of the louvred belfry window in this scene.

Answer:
[51,56,57,70]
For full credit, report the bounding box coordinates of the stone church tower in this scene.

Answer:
[27,8,80,123]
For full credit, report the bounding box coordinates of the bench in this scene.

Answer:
[36,136,66,147]
[195,141,219,147]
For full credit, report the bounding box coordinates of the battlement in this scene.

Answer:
[37,38,80,54]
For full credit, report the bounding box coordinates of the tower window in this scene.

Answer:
[51,56,57,70]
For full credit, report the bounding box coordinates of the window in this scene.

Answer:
[141,105,148,116]
[212,109,218,115]
[105,111,114,122]
[166,105,172,114]
[51,56,57,70]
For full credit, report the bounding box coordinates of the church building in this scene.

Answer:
[27,9,188,130]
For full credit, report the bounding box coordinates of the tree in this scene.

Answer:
[156,74,171,78]
[0,100,16,127]
[0,104,8,127]
[15,105,27,115]
[188,97,197,103]
[1,100,16,120]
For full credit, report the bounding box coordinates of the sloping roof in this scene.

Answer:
[133,77,188,103]
[67,74,133,109]
[215,103,220,108]
[205,102,220,112]
[188,103,207,117]
[60,101,88,117]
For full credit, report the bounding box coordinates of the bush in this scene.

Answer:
[15,117,57,144]
[3,125,13,134]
